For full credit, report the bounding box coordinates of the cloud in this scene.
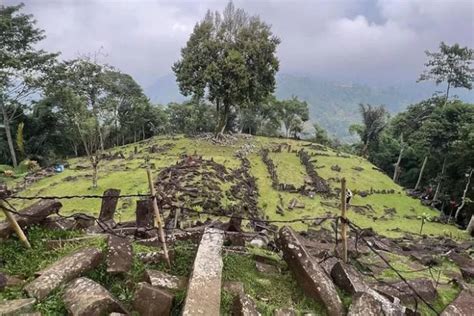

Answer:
[5,0,474,86]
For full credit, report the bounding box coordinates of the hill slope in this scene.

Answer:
[6,135,467,239]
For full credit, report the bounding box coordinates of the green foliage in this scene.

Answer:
[167,101,216,135]
[16,122,25,158]
[419,42,474,97]
[276,96,309,138]
[173,2,280,134]
[350,104,389,157]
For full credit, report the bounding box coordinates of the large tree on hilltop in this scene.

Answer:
[173,2,280,138]
[0,4,57,167]
[418,42,473,101]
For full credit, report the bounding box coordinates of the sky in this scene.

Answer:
[5,0,474,88]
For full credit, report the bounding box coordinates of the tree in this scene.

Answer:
[0,4,56,167]
[349,104,389,158]
[278,97,309,138]
[173,2,280,138]
[418,42,473,101]
[312,123,331,146]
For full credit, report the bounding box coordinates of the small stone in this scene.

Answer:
[223,281,244,295]
[0,298,36,315]
[145,269,187,291]
[232,293,260,316]
[133,282,173,316]
[255,261,279,274]
[273,307,297,316]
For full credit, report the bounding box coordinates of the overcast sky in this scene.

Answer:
[5,0,474,87]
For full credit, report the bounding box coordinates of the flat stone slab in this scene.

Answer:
[277,226,344,316]
[183,227,224,316]
[273,307,297,316]
[63,277,127,316]
[145,269,187,291]
[0,200,62,238]
[0,298,36,315]
[331,261,368,294]
[133,282,173,316]
[373,278,437,305]
[106,235,133,274]
[348,292,385,316]
[441,289,474,316]
[24,247,103,300]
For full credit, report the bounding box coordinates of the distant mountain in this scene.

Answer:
[145,73,474,140]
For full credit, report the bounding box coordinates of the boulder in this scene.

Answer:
[183,228,224,316]
[63,277,127,316]
[441,289,474,316]
[448,252,474,281]
[232,293,260,316]
[0,298,36,315]
[348,292,385,316]
[277,226,344,316]
[133,282,173,316]
[0,200,62,238]
[24,247,103,300]
[99,189,121,221]
[330,261,368,294]
[256,261,279,274]
[145,269,187,291]
[106,235,133,274]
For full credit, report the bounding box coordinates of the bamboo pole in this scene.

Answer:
[0,202,31,248]
[146,166,171,268]
[340,178,348,263]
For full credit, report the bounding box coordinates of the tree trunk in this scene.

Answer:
[361,142,369,158]
[214,103,229,138]
[445,82,451,105]
[90,155,99,188]
[1,105,18,167]
[393,146,404,182]
[433,157,446,202]
[467,215,474,236]
[454,169,472,221]
[414,156,428,191]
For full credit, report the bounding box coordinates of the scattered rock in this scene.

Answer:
[223,281,244,295]
[256,261,279,274]
[347,292,384,316]
[63,277,127,316]
[0,298,36,315]
[441,289,474,316]
[330,261,368,294]
[273,307,297,316]
[232,293,260,316]
[99,189,121,221]
[373,278,437,305]
[133,282,174,316]
[24,247,103,300]
[331,165,341,172]
[0,200,62,238]
[106,235,133,274]
[277,226,344,316]
[145,269,187,291]
[183,228,224,316]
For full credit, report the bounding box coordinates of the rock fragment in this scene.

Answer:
[133,282,173,316]
[63,277,127,316]
[106,235,133,274]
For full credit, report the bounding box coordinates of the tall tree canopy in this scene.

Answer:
[0,4,56,167]
[173,2,280,137]
[277,96,309,138]
[418,42,474,100]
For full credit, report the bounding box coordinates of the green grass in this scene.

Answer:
[222,252,328,315]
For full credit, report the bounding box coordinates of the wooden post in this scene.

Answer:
[0,202,31,249]
[146,166,171,268]
[340,178,348,263]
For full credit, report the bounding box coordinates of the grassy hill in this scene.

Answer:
[4,134,467,239]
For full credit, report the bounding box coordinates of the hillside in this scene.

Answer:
[0,135,471,315]
[4,135,466,238]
